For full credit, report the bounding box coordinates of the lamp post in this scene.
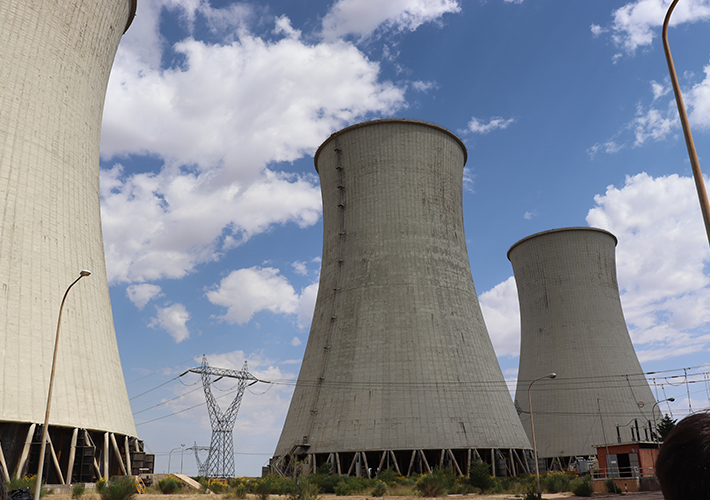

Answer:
[167,447,182,473]
[652,397,675,441]
[34,270,91,500]
[180,443,185,474]
[528,372,556,498]
[663,0,710,247]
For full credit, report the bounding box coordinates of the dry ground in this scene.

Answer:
[43,490,665,500]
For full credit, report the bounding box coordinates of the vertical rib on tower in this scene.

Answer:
[0,0,143,483]
[509,228,656,464]
[272,119,531,477]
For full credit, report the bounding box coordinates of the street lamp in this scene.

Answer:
[167,446,182,473]
[663,0,710,246]
[180,444,185,474]
[652,398,675,441]
[528,372,556,498]
[34,270,91,500]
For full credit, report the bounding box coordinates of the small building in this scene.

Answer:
[594,441,660,492]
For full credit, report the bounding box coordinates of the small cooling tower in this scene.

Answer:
[509,228,656,464]
[0,0,146,484]
[272,119,531,478]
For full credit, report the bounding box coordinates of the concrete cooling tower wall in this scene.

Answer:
[509,228,657,465]
[0,0,148,483]
[272,119,532,478]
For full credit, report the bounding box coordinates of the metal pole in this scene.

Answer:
[180,444,185,475]
[663,0,710,246]
[34,271,91,500]
[167,447,181,474]
[652,397,675,441]
[527,373,556,497]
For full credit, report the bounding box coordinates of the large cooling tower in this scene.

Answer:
[509,228,656,463]
[0,0,145,484]
[272,119,532,478]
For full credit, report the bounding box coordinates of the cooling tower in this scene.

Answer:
[509,228,657,465]
[272,119,532,478]
[0,0,148,484]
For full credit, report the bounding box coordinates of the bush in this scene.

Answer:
[523,484,541,500]
[416,468,456,497]
[158,477,181,494]
[332,476,370,496]
[71,483,86,499]
[468,461,494,492]
[207,479,227,494]
[98,476,137,500]
[604,478,620,493]
[571,476,593,497]
[8,475,50,497]
[371,480,387,497]
[541,472,571,493]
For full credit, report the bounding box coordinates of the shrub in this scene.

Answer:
[158,477,181,494]
[416,468,456,497]
[230,484,248,499]
[570,476,593,497]
[98,476,137,500]
[468,461,494,492]
[207,479,227,494]
[541,472,571,493]
[371,480,387,497]
[71,483,86,499]
[523,484,541,500]
[332,476,371,496]
[8,475,50,497]
[604,478,620,493]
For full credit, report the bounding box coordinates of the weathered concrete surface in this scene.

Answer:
[510,228,657,459]
[0,0,136,457]
[275,120,530,459]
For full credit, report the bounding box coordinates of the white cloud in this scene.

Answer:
[651,80,670,101]
[479,277,521,358]
[100,6,407,284]
[467,116,516,134]
[605,0,710,54]
[290,337,302,346]
[479,173,710,365]
[523,211,536,220]
[206,267,318,328]
[321,0,460,41]
[295,282,319,329]
[149,303,191,342]
[590,24,607,37]
[587,172,710,361]
[632,103,678,146]
[126,283,163,309]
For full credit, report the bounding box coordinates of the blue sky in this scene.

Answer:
[101,0,710,476]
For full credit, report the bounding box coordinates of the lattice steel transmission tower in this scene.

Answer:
[184,355,257,478]
[187,442,211,477]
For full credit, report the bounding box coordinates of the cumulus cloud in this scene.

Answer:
[587,173,710,361]
[603,0,710,54]
[126,283,163,309]
[206,267,317,328]
[149,303,191,342]
[479,277,521,358]
[479,173,710,364]
[100,3,410,284]
[321,0,460,41]
[466,116,516,134]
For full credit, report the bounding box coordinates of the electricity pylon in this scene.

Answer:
[187,441,211,477]
[183,355,258,478]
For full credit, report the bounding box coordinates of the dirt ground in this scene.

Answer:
[42,492,664,500]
